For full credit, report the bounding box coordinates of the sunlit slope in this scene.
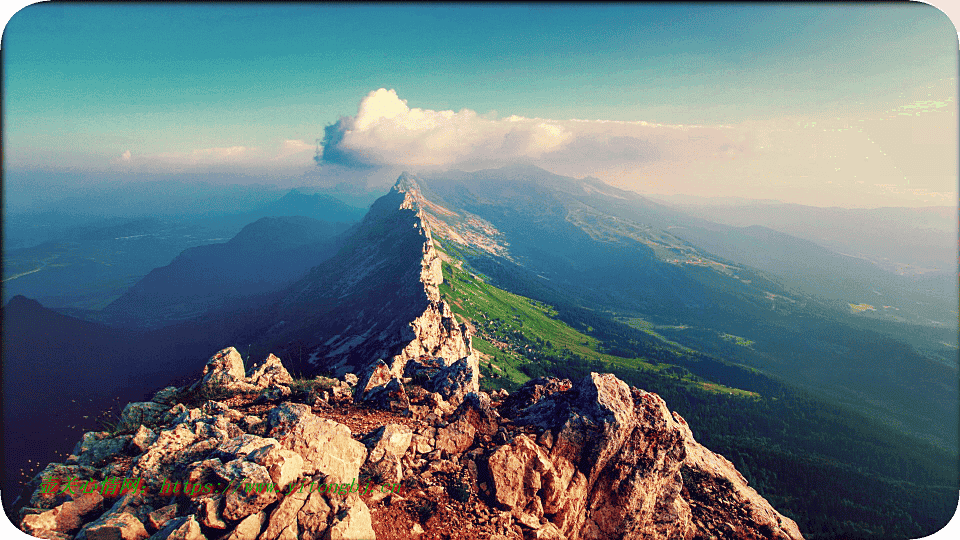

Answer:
[436,239,758,397]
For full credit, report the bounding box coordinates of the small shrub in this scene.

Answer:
[448,480,470,503]
[412,499,437,522]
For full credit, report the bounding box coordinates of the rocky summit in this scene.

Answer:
[16,347,803,540]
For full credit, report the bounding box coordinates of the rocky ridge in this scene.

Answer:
[17,347,803,540]
[269,174,473,386]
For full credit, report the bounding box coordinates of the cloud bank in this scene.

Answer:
[315,87,956,207]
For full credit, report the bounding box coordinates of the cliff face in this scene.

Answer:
[17,348,803,540]
[271,173,472,379]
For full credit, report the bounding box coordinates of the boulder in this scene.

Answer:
[354,359,394,401]
[70,432,130,467]
[361,424,413,483]
[296,490,333,540]
[246,353,294,388]
[325,497,376,540]
[189,347,259,394]
[244,443,304,491]
[259,486,311,540]
[359,377,410,412]
[21,492,104,536]
[216,460,279,521]
[150,387,180,406]
[223,511,266,540]
[265,403,367,483]
[76,511,149,540]
[117,402,169,432]
[147,515,206,540]
[129,426,158,454]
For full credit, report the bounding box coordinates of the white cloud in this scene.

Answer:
[319,88,577,168]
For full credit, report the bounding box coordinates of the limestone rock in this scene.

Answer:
[150,387,180,405]
[147,504,177,531]
[117,402,169,433]
[297,490,333,540]
[425,354,479,406]
[217,460,279,521]
[361,424,413,483]
[71,432,130,467]
[21,492,104,536]
[77,511,149,540]
[259,487,310,540]
[244,443,304,491]
[130,425,158,454]
[147,515,206,540]
[223,511,266,540]
[359,377,410,412]
[246,353,294,388]
[325,497,376,540]
[265,402,367,483]
[189,347,259,394]
[354,359,394,401]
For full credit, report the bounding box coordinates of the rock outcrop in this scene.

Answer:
[18,347,802,540]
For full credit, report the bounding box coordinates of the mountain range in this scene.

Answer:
[3,165,957,539]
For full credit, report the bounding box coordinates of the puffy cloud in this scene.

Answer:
[318,88,576,169]
[119,149,131,161]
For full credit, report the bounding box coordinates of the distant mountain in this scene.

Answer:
[253,189,369,223]
[657,199,956,275]
[101,216,350,328]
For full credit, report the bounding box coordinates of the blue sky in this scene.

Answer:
[3,3,957,206]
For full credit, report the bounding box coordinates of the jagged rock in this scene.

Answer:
[343,373,359,387]
[245,443,304,491]
[297,490,333,540]
[117,402,170,432]
[130,425,158,454]
[147,515,206,540]
[325,496,376,540]
[151,387,180,405]
[361,424,413,483]
[403,356,446,380]
[259,485,310,540]
[200,400,245,422]
[21,492,104,536]
[131,424,198,491]
[223,511,266,540]
[500,377,571,419]
[354,359,394,401]
[485,373,803,540]
[195,495,226,530]
[24,463,101,510]
[189,347,259,394]
[216,460,279,521]
[161,404,187,424]
[211,434,280,462]
[425,354,480,406]
[360,377,410,412]
[434,417,477,456]
[409,434,433,455]
[76,510,149,540]
[147,504,177,531]
[246,353,294,387]
[265,402,367,483]
[70,432,130,467]
[254,385,293,403]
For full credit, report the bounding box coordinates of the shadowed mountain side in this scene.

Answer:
[101,217,351,328]
[258,177,471,378]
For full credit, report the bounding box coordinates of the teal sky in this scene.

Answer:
[2,3,957,206]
